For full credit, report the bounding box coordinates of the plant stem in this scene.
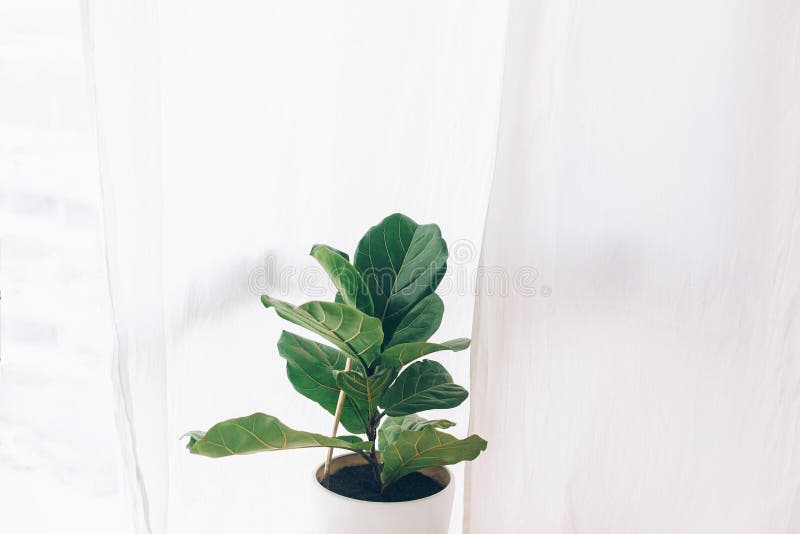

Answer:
[322,358,353,486]
[366,420,382,490]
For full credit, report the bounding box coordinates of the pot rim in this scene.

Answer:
[312,452,454,506]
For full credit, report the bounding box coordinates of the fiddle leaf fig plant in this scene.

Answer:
[185,213,487,491]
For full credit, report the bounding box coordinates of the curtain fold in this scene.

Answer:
[82,1,166,533]
[466,1,800,532]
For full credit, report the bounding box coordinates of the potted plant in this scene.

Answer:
[184,213,487,534]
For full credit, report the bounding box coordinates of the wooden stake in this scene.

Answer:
[323,357,352,485]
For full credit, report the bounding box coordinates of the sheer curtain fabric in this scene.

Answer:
[466,1,800,533]
[84,1,800,533]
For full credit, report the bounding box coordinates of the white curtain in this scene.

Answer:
[83,1,165,533]
[84,1,506,533]
[467,1,800,533]
[84,1,800,533]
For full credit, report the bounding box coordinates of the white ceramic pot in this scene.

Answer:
[309,453,455,534]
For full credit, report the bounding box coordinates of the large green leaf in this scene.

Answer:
[377,415,455,451]
[384,292,444,348]
[185,413,372,458]
[277,331,367,434]
[380,338,471,368]
[310,244,373,315]
[261,295,383,366]
[335,367,397,416]
[380,427,488,486]
[381,360,468,416]
[354,213,448,346]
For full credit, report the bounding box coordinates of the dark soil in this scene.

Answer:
[323,464,445,502]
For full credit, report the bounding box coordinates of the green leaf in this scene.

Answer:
[185,413,372,458]
[384,292,444,347]
[380,427,488,486]
[380,338,471,368]
[310,244,374,315]
[261,295,383,366]
[323,246,349,261]
[381,360,468,416]
[377,415,455,451]
[335,367,398,416]
[354,213,448,346]
[277,331,367,434]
